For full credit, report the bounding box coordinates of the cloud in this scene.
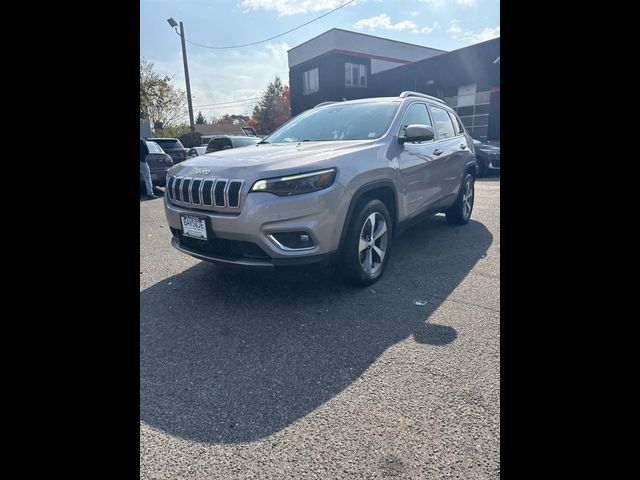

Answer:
[419,0,444,7]
[420,0,477,5]
[420,26,433,34]
[447,19,462,34]
[149,42,291,122]
[446,20,500,44]
[461,26,500,43]
[354,14,419,32]
[240,0,359,16]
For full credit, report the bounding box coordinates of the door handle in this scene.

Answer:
[460,144,467,149]
[433,149,444,156]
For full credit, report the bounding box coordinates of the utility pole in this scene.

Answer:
[168,17,195,132]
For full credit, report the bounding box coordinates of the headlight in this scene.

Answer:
[250,168,336,196]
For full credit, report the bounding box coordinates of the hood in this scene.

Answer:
[477,144,500,153]
[169,140,377,179]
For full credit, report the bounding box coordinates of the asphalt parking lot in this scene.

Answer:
[140,176,500,479]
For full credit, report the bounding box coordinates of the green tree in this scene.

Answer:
[248,76,291,134]
[140,57,188,128]
[211,113,250,126]
[152,124,191,139]
[195,111,206,124]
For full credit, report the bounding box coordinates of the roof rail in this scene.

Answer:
[314,101,337,108]
[399,91,446,104]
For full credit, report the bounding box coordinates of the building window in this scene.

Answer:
[303,68,319,95]
[345,63,367,88]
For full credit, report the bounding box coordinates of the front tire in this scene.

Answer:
[341,199,393,286]
[445,173,475,225]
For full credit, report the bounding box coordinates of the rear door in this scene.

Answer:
[427,104,467,202]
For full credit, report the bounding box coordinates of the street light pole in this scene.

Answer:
[168,17,195,132]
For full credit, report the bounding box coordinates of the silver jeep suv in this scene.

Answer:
[163,92,477,285]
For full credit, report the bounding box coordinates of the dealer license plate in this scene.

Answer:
[180,215,207,240]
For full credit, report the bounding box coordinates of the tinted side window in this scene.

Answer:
[399,103,433,139]
[146,142,163,154]
[206,138,233,152]
[429,106,456,140]
[447,111,465,135]
[235,137,259,147]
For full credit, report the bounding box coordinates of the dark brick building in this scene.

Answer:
[288,29,500,141]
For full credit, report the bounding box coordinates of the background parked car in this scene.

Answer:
[148,138,189,164]
[205,135,261,153]
[187,146,207,158]
[472,137,500,177]
[141,140,173,190]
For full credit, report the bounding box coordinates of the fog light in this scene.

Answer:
[268,232,315,250]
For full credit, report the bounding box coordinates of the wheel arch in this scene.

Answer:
[338,180,399,253]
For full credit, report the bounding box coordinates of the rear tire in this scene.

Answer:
[445,173,475,225]
[341,199,393,286]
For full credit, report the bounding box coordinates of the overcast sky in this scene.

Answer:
[140,0,500,122]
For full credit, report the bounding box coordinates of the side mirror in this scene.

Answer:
[398,124,435,144]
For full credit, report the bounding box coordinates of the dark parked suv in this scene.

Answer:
[141,140,173,189]
[149,138,189,164]
[164,92,478,285]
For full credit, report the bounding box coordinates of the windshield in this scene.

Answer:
[154,139,184,149]
[264,102,399,143]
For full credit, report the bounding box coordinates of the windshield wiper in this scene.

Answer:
[257,140,270,145]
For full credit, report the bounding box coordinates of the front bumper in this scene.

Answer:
[164,183,350,265]
[170,236,336,267]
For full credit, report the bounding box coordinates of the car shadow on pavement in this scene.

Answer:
[140,216,493,444]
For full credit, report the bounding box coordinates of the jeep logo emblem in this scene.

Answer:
[195,168,211,175]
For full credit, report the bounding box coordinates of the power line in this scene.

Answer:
[193,97,260,108]
[184,0,357,50]
[184,102,258,113]
[192,103,259,113]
